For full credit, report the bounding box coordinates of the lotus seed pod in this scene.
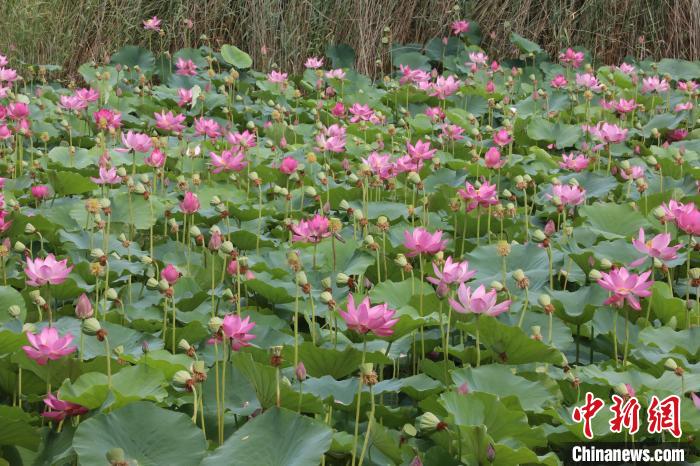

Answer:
[220,241,234,254]
[24,223,36,234]
[146,277,159,288]
[394,254,408,267]
[172,370,192,387]
[82,317,102,335]
[208,317,223,333]
[600,258,612,270]
[589,269,603,281]
[296,271,308,286]
[417,412,441,433]
[490,281,504,291]
[664,358,678,371]
[14,241,26,252]
[178,339,191,351]
[532,229,546,242]
[538,294,551,307]
[105,288,118,300]
[8,305,21,318]
[158,279,170,291]
[90,248,105,258]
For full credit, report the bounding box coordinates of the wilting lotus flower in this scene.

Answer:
[221,314,256,350]
[598,267,653,311]
[42,393,88,421]
[427,257,476,287]
[118,131,152,153]
[279,156,298,174]
[25,254,73,286]
[210,150,247,173]
[339,294,397,337]
[403,227,447,257]
[22,327,77,365]
[630,228,682,267]
[179,191,200,214]
[449,284,511,316]
[161,263,181,285]
[292,215,331,243]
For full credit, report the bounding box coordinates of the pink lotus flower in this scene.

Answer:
[467,52,488,66]
[674,102,693,112]
[118,131,152,153]
[692,393,700,410]
[25,254,73,286]
[143,16,161,31]
[403,227,447,257]
[59,95,87,111]
[75,293,93,319]
[161,264,181,285]
[407,139,436,161]
[576,73,602,92]
[399,65,430,86]
[619,165,645,181]
[630,228,682,267]
[221,314,256,351]
[177,88,193,107]
[154,110,186,133]
[484,147,504,169]
[267,71,288,84]
[0,54,7,67]
[550,74,568,89]
[492,129,513,147]
[425,106,445,121]
[641,76,669,94]
[292,215,331,243]
[678,80,699,92]
[279,156,298,174]
[339,294,397,337]
[91,165,121,185]
[660,200,694,223]
[349,103,374,123]
[549,184,586,206]
[559,48,584,68]
[145,148,166,168]
[227,130,257,151]
[326,69,346,80]
[451,20,470,35]
[458,180,498,211]
[316,124,346,153]
[441,124,464,141]
[560,153,590,172]
[75,88,99,103]
[598,267,653,311]
[42,393,88,421]
[588,122,628,144]
[0,68,19,83]
[93,108,121,131]
[210,150,247,173]
[331,102,346,117]
[676,205,700,236]
[180,192,200,214]
[449,284,511,316]
[427,257,476,287]
[7,102,29,119]
[362,152,394,180]
[22,327,76,365]
[31,184,50,200]
[194,117,221,139]
[618,63,636,75]
[175,58,197,76]
[612,98,637,114]
[430,75,461,99]
[304,57,324,69]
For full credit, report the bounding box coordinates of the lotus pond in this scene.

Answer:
[0,25,698,466]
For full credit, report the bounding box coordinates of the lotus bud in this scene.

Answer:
[75,293,93,319]
[295,362,307,381]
